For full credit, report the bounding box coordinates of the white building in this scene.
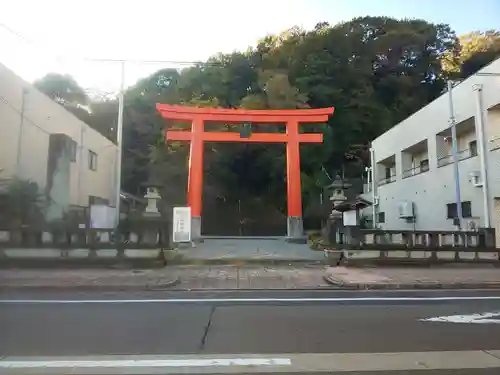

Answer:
[0,62,118,219]
[364,58,500,242]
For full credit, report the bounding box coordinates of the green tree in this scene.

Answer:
[443,30,500,79]
[0,178,45,226]
[34,73,89,106]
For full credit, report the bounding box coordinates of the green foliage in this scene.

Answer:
[0,178,45,226]
[34,73,89,106]
[442,30,500,79]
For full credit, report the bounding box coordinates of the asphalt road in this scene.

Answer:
[2,289,500,374]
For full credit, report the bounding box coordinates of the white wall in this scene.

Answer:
[368,58,500,231]
[0,62,117,208]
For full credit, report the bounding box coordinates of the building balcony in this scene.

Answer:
[402,162,429,178]
[401,140,429,179]
[436,117,477,168]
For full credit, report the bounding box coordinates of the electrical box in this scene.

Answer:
[398,201,414,218]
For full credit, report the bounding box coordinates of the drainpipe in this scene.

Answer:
[473,84,491,228]
[370,147,377,228]
[447,80,463,230]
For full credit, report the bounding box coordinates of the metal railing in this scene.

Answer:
[378,174,396,186]
[402,164,429,178]
[490,137,500,151]
[437,148,476,167]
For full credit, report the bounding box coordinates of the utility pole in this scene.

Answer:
[115,62,125,227]
[447,80,462,230]
[15,88,27,176]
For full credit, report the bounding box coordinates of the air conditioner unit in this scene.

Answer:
[398,200,414,218]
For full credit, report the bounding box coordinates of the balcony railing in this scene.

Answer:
[490,137,500,151]
[437,148,476,167]
[378,174,396,186]
[402,164,429,178]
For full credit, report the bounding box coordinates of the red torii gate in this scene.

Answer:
[156,104,335,239]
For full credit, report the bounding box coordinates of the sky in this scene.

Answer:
[1,0,499,93]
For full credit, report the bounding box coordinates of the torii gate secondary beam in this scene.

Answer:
[157,104,334,240]
[166,131,323,143]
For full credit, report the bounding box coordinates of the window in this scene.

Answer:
[88,150,98,171]
[420,159,429,172]
[469,140,478,157]
[385,167,392,179]
[377,212,385,223]
[446,201,472,219]
[69,140,77,162]
[462,201,472,217]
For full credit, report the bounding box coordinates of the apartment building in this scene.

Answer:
[0,62,117,220]
[364,58,500,242]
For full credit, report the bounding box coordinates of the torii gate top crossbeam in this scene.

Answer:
[156,104,334,123]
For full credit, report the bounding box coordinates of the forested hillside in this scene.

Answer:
[34,17,500,219]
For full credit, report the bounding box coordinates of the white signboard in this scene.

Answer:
[173,206,191,243]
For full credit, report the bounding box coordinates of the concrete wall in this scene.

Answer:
[0,62,117,210]
[366,58,500,234]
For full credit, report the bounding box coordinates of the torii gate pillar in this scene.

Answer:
[157,105,334,240]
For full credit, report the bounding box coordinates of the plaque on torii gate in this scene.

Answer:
[156,104,335,240]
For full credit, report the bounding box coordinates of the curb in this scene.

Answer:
[165,258,325,266]
[0,276,181,292]
[323,275,500,290]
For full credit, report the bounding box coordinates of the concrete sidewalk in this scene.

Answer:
[325,266,500,290]
[2,265,499,291]
[0,265,328,291]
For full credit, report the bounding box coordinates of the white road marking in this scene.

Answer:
[2,351,500,372]
[0,358,291,368]
[2,296,500,303]
[422,311,500,324]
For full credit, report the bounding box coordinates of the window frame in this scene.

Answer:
[446,201,472,219]
[88,150,98,171]
[469,140,478,157]
[69,140,77,162]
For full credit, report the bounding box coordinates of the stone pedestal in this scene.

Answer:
[191,216,202,241]
[286,216,306,243]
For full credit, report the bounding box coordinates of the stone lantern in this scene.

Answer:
[327,174,352,219]
[324,174,352,245]
[142,167,162,218]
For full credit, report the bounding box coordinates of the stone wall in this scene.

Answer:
[0,222,170,266]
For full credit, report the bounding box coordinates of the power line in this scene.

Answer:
[0,22,231,67]
[0,94,52,136]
